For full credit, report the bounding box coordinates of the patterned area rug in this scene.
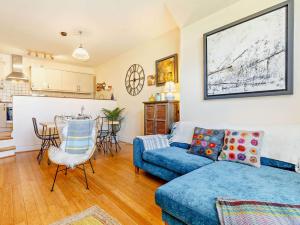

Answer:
[50,206,121,225]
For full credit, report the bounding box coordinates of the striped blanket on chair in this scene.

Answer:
[217,199,300,225]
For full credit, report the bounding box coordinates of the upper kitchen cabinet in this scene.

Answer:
[61,71,78,92]
[45,68,62,91]
[31,67,94,94]
[31,67,62,90]
[61,71,94,93]
[77,73,94,93]
[31,67,48,90]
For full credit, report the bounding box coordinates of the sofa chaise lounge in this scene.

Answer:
[133,122,300,225]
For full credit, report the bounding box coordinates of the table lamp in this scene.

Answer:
[164,81,176,100]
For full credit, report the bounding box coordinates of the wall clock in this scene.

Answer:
[125,64,145,96]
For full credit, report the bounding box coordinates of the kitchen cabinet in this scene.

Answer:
[45,68,62,90]
[31,67,94,93]
[31,67,48,90]
[77,73,94,93]
[61,71,78,92]
[0,103,7,128]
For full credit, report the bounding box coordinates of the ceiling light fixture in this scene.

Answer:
[72,31,90,61]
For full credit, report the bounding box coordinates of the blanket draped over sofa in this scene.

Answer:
[216,199,300,225]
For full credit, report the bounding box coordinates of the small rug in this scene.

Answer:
[50,205,121,225]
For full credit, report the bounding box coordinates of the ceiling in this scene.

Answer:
[0,0,240,67]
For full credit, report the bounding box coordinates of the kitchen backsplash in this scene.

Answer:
[0,79,93,102]
[0,80,31,101]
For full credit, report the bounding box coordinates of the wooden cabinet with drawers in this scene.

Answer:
[144,100,179,135]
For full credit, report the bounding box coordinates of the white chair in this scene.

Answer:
[48,117,97,191]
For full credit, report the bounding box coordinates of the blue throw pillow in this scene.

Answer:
[187,127,225,160]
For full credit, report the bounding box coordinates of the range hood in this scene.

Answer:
[6,55,29,81]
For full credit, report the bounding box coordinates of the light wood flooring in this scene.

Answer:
[0,143,165,225]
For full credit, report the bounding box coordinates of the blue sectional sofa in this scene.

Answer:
[133,138,300,225]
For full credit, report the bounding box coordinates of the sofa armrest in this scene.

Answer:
[133,137,145,168]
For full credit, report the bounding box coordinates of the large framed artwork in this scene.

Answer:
[155,54,178,86]
[204,0,294,100]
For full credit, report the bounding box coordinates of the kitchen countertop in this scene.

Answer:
[0,100,12,103]
[13,95,116,101]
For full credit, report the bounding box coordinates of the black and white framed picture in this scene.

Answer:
[204,0,294,100]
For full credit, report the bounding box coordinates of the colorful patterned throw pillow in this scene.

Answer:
[187,127,225,160]
[218,129,264,167]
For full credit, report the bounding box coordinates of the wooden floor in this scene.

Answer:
[0,143,165,225]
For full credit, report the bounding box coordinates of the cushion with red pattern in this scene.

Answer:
[218,129,264,167]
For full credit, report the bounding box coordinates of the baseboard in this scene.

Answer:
[0,150,15,158]
[118,136,133,144]
[16,145,41,152]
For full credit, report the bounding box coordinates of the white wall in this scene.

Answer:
[96,29,180,143]
[180,0,300,126]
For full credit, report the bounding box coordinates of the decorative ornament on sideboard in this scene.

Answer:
[125,64,145,96]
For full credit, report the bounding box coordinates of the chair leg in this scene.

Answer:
[112,135,121,152]
[135,166,140,174]
[37,140,47,163]
[65,166,68,175]
[51,165,60,192]
[83,164,89,190]
[89,159,95,173]
[38,148,44,164]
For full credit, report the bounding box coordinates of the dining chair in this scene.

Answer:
[95,116,113,155]
[48,118,97,191]
[32,117,59,164]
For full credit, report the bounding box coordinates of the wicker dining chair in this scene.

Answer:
[48,118,97,191]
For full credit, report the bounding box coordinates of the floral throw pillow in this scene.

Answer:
[218,129,264,168]
[187,127,225,160]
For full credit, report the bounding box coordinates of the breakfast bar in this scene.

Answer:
[12,95,117,151]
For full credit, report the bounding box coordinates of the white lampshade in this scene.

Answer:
[72,44,90,61]
[164,81,176,100]
[164,81,176,93]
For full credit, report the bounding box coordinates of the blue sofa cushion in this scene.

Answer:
[142,147,213,175]
[156,161,300,225]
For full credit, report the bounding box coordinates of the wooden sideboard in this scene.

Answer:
[143,100,180,135]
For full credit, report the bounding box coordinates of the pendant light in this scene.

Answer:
[72,31,90,61]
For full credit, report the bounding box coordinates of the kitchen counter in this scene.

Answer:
[12,95,117,151]
[12,94,115,101]
[0,100,12,103]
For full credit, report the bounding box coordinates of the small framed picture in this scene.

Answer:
[147,75,156,86]
[155,54,178,86]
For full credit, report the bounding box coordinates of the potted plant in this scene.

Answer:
[102,107,125,122]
